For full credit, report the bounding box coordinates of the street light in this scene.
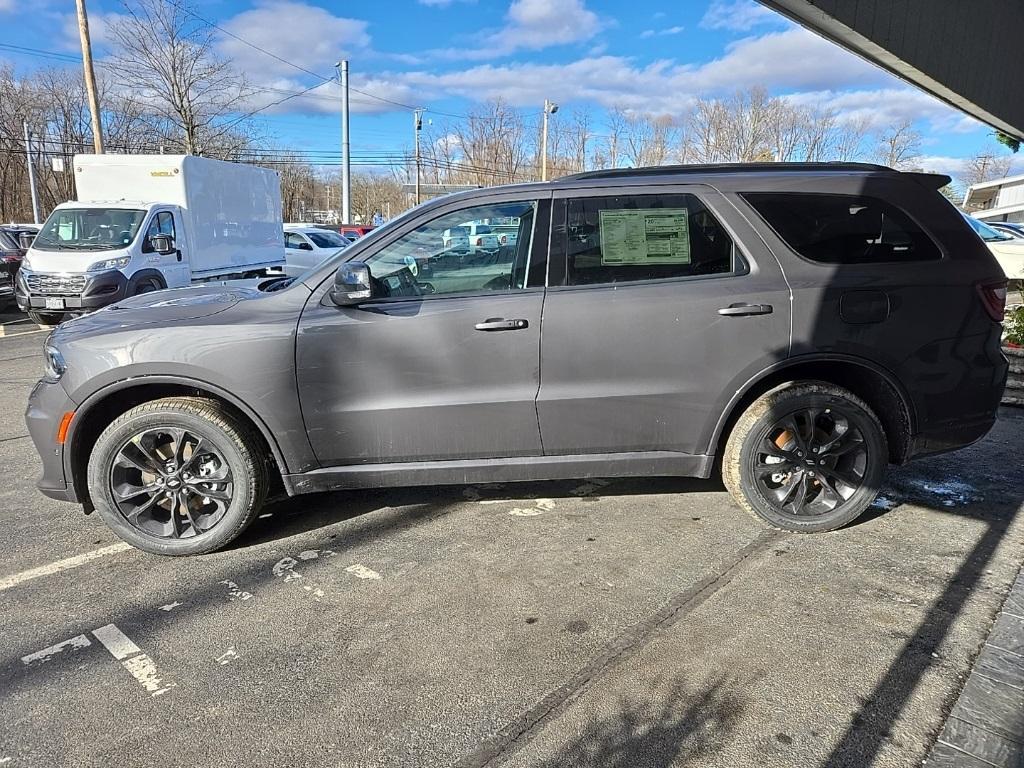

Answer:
[541,99,559,182]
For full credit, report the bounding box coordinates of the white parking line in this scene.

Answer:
[0,542,132,593]
[0,327,47,339]
[21,634,92,666]
[93,623,175,696]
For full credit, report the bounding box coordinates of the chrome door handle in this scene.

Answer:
[718,303,773,317]
[474,318,529,331]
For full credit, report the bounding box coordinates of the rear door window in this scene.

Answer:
[561,193,736,286]
[742,192,941,264]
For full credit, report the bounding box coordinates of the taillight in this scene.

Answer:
[475,237,483,246]
[500,235,507,245]
[977,280,1007,322]
[0,250,20,263]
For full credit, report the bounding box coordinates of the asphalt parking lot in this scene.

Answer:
[0,307,1022,768]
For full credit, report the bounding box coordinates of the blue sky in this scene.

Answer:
[0,0,1014,177]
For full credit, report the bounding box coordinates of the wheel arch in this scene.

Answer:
[710,355,916,466]
[125,269,167,295]
[66,376,289,505]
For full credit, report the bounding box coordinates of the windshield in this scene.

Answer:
[34,207,147,251]
[963,213,1013,242]
[0,230,17,250]
[307,230,348,248]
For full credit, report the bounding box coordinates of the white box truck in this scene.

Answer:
[16,154,285,324]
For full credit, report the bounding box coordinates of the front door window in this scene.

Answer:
[363,200,538,298]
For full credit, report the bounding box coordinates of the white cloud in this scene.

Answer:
[785,87,983,135]
[436,0,603,59]
[641,25,684,39]
[405,26,885,112]
[59,10,125,53]
[700,0,785,31]
[0,0,16,12]
[918,155,1024,179]
[218,1,370,80]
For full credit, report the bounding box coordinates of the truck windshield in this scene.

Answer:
[33,208,147,251]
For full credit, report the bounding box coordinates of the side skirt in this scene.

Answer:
[282,451,715,495]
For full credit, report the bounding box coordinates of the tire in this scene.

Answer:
[722,382,888,533]
[87,397,268,555]
[27,310,62,326]
[131,277,164,296]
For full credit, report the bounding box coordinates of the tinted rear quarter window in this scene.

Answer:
[742,192,941,264]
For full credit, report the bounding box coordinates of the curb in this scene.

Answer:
[1003,346,1024,407]
[925,563,1024,767]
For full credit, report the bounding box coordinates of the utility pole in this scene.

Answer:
[23,121,40,224]
[541,99,558,182]
[75,0,104,153]
[414,108,425,205]
[336,60,351,224]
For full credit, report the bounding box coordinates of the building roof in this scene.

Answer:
[966,171,1024,192]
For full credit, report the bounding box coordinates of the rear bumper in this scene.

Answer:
[25,378,79,503]
[16,269,128,313]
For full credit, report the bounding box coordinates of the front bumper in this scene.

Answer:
[16,269,128,313]
[25,377,79,503]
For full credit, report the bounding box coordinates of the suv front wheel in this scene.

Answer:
[87,397,268,555]
[722,382,887,533]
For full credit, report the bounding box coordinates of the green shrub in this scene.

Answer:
[1006,305,1024,346]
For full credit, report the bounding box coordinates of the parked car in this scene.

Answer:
[0,224,37,310]
[27,162,1008,555]
[986,221,1024,240]
[16,154,284,326]
[339,225,374,239]
[283,226,350,277]
[962,213,1024,279]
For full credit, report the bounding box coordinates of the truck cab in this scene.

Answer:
[16,154,284,325]
[18,201,191,323]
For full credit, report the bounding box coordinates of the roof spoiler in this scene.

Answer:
[905,171,951,190]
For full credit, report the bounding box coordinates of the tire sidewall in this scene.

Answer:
[87,408,256,556]
[737,390,887,532]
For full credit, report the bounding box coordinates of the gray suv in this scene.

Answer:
[26,163,1009,555]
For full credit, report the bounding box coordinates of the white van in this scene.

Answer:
[17,154,284,324]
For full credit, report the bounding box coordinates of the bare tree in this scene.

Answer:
[108,0,251,154]
[875,118,921,169]
[961,149,1012,188]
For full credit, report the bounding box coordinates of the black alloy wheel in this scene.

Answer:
[110,427,233,539]
[751,406,868,518]
[722,382,887,533]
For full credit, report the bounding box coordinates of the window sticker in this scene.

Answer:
[598,208,691,265]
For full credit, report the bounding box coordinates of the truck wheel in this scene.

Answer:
[87,397,268,556]
[131,277,164,295]
[27,310,62,326]
[722,382,888,533]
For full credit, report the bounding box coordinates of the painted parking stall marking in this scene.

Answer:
[20,634,91,666]
[0,542,132,593]
[92,623,175,697]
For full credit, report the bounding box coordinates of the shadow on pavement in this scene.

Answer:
[532,677,744,768]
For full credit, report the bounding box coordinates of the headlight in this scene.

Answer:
[21,254,32,271]
[43,344,66,380]
[87,256,131,272]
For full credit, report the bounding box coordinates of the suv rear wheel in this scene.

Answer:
[87,397,268,555]
[722,382,887,533]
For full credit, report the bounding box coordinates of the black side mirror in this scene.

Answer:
[298,242,314,251]
[149,234,174,254]
[331,262,372,306]
[17,232,35,250]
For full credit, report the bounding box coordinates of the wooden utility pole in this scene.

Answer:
[75,0,104,154]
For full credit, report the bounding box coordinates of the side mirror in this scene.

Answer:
[331,262,372,306]
[149,234,174,254]
[17,232,35,250]
[299,242,314,251]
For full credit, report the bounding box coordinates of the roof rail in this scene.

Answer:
[556,161,897,182]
